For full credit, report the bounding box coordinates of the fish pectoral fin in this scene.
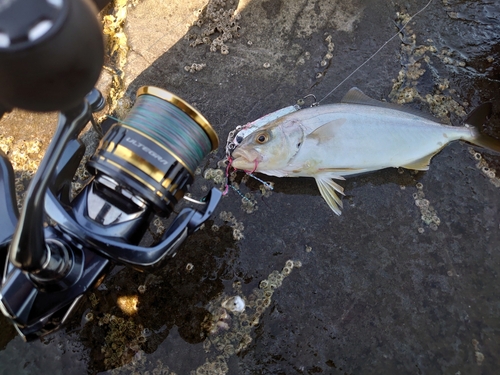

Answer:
[306,119,346,143]
[400,153,437,171]
[315,174,345,216]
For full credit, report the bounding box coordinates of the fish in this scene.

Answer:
[230,87,500,215]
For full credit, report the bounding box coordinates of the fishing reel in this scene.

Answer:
[0,0,221,340]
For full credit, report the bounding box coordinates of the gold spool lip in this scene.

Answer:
[136,86,219,151]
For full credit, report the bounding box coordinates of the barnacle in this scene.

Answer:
[137,284,146,294]
[84,312,94,322]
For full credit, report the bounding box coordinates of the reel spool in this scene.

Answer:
[88,86,219,216]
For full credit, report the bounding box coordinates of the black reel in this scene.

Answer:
[0,0,221,340]
[0,86,221,340]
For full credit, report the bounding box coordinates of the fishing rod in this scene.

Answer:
[0,0,221,340]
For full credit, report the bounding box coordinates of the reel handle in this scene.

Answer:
[8,103,91,274]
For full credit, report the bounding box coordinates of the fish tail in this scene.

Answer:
[465,102,500,153]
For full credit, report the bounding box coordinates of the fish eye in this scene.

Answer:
[255,132,269,144]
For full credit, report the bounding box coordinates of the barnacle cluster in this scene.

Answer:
[107,357,178,375]
[219,210,245,241]
[98,313,149,369]
[468,147,500,188]
[437,48,466,68]
[422,79,466,119]
[389,12,467,122]
[197,260,302,375]
[240,173,274,211]
[0,134,13,154]
[204,165,269,213]
[296,51,311,66]
[413,182,440,232]
[192,358,229,375]
[102,0,129,116]
[204,167,226,186]
[187,0,241,55]
[313,34,335,80]
[240,190,258,214]
[184,63,207,73]
[320,34,335,67]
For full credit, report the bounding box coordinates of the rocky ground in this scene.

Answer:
[1,0,500,374]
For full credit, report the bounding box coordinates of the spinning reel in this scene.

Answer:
[0,0,221,340]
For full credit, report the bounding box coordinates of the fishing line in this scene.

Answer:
[230,184,252,203]
[121,94,213,173]
[246,173,274,190]
[318,0,434,104]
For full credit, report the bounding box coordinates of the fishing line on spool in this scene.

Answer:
[93,87,218,212]
[109,94,212,173]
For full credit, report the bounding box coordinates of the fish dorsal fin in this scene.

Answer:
[341,87,388,107]
[341,87,444,124]
[306,118,346,143]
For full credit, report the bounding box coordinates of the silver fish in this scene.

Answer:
[231,88,500,215]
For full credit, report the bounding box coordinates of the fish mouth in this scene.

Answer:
[231,148,261,171]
